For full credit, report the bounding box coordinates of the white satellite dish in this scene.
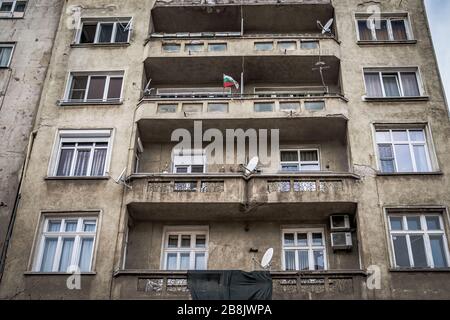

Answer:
[261,248,274,269]
[317,18,334,34]
[243,156,259,175]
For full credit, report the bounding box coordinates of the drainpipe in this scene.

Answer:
[0,130,36,283]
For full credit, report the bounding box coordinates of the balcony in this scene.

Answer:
[151,0,334,37]
[112,270,367,300]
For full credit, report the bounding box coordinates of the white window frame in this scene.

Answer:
[0,0,26,16]
[161,227,209,271]
[64,72,124,103]
[375,128,432,173]
[33,216,98,272]
[388,214,450,269]
[0,43,15,68]
[172,149,206,174]
[50,129,113,177]
[76,19,131,44]
[363,68,424,98]
[280,149,321,172]
[355,16,413,41]
[282,228,328,271]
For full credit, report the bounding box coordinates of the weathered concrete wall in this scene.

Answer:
[0,0,63,266]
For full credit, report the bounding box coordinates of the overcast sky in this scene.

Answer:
[425,0,450,106]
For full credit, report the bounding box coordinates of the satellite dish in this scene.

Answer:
[261,248,274,269]
[317,18,334,34]
[244,156,259,175]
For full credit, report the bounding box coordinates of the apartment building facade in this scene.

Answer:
[0,0,63,276]
[0,0,449,299]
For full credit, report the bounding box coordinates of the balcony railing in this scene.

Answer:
[154,0,332,8]
[113,270,367,300]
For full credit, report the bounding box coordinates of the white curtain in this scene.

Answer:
[91,149,107,176]
[74,150,90,176]
[56,149,74,176]
[284,250,296,270]
[58,238,75,272]
[40,238,58,272]
[364,73,383,97]
[298,250,309,270]
[78,238,94,272]
[383,76,401,97]
[401,72,420,96]
[0,47,12,67]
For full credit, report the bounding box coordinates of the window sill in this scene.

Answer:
[357,40,417,45]
[363,96,429,102]
[376,171,443,177]
[24,271,96,276]
[389,268,450,273]
[45,176,110,181]
[58,100,123,106]
[70,42,130,48]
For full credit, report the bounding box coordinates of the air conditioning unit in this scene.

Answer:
[330,215,350,231]
[331,232,352,250]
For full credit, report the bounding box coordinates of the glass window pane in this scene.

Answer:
[195,253,206,270]
[254,102,274,112]
[284,250,295,270]
[65,221,78,232]
[298,250,309,270]
[191,165,204,173]
[0,46,12,67]
[182,103,202,113]
[313,250,325,270]
[87,76,106,100]
[284,233,295,246]
[254,42,273,51]
[175,166,188,173]
[392,235,410,267]
[47,220,61,232]
[376,130,391,142]
[58,238,75,272]
[401,72,420,96]
[304,101,325,111]
[297,233,308,246]
[14,1,26,12]
[40,238,58,272]
[278,41,297,51]
[281,164,299,172]
[300,41,319,49]
[83,220,96,232]
[378,144,395,173]
[181,235,191,248]
[413,145,430,172]
[196,235,206,248]
[300,150,318,162]
[167,253,177,270]
[281,151,298,162]
[185,43,204,52]
[389,217,403,231]
[409,130,425,142]
[394,144,413,172]
[375,20,389,40]
[208,43,227,51]
[207,103,228,112]
[91,148,107,176]
[98,23,113,43]
[107,77,123,100]
[74,150,91,176]
[358,20,373,41]
[300,164,320,171]
[426,216,441,230]
[382,74,400,97]
[365,73,383,97]
[162,43,181,52]
[0,2,13,12]
[391,20,408,41]
[69,76,88,100]
[407,216,422,230]
[430,235,448,268]
[157,104,177,113]
[115,23,129,43]
[410,235,428,267]
[279,102,300,111]
[312,233,323,246]
[56,149,74,176]
[168,235,178,248]
[180,253,190,269]
[78,238,94,272]
[79,24,97,43]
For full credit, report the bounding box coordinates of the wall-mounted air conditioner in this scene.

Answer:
[330,215,350,231]
[331,232,352,250]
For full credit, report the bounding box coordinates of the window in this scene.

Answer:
[278,41,297,51]
[65,72,124,103]
[279,102,300,112]
[282,229,327,271]
[182,103,203,113]
[0,1,26,17]
[375,128,432,173]
[162,43,181,52]
[280,149,320,171]
[53,130,112,177]
[304,101,325,111]
[254,42,273,51]
[364,69,422,98]
[0,44,14,67]
[157,104,178,113]
[162,228,208,270]
[185,43,204,52]
[388,214,449,269]
[34,216,97,272]
[207,102,228,112]
[300,41,319,49]
[77,20,131,44]
[357,17,411,41]
[254,102,274,112]
[208,43,227,52]
[172,149,206,173]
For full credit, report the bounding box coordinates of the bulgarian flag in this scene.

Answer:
[223,74,239,89]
